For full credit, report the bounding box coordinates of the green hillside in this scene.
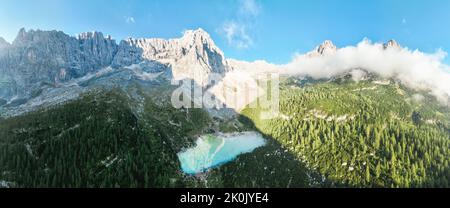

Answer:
[241,77,450,187]
[0,86,311,188]
[1,77,449,188]
[0,88,210,188]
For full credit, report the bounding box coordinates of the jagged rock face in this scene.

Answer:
[112,38,144,67]
[0,29,119,99]
[0,36,15,100]
[9,29,118,78]
[77,32,118,72]
[0,37,9,49]
[0,37,10,69]
[383,40,401,50]
[0,28,230,101]
[113,29,229,85]
[307,40,337,57]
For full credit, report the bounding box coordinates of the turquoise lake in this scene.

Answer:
[177,132,266,175]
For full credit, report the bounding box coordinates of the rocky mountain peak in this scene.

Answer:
[113,28,228,80]
[317,40,337,54]
[12,28,70,46]
[15,27,27,41]
[78,31,112,41]
[182,28,209,38]
[383,40,401,50]
[307,40,337,57]
[0,28,231,101]
[77,31,118,70]
[0,37,10,48]
[181,28,213,43]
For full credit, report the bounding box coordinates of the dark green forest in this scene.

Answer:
[0,87,310,188]
[1,77,449,188]
[0,89,210,187]
[241,78,450,187]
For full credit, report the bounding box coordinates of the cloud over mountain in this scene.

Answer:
[230,39,450,103]
[282,39,450,102]
[218,0,261,49]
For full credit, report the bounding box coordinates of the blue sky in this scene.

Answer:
[1,0,450,64]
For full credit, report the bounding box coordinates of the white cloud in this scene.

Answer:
[230,40,450,103]
[239,0,261,17]
[282,40,450,103]
[125,16,135,24]
[222,22,253,49]
[218,0,261,49]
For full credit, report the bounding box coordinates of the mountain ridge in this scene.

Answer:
[0,29,449,188]
[1,27,448,117]
[0,28,228,101]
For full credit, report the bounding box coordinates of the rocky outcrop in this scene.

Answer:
[113,29,229,84]
[0,29,121,99]
[0,28,230,101]
[77,31,118,73]
[383,40,401,50]
[0,37,9,49]
[307,40,337,57]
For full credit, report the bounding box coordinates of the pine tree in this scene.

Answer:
[365,162,371,184]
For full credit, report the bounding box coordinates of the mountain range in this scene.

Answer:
[0,28,409,117]
[0,28,227,102]
[0,28,449,188]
